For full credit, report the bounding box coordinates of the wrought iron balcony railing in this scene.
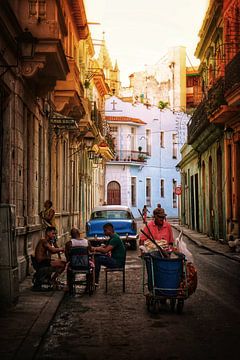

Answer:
[110,150,149,163]
[187,100,208,144]
[188,77,226,144]
[91,101,104,135]
[225,51,240,93]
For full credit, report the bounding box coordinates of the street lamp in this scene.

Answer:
[224,126,234,140]
[83,130,95,148]
[0,29,37,78]
[16,29,37,59]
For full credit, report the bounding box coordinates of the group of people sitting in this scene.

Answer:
[32,219,126,292]
[33,199,177,293]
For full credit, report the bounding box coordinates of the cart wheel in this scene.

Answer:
[177,299,184,314]
[147,295,158,314]
[170,299,176,312]
[146,294,151,311]
[150,299,159,314]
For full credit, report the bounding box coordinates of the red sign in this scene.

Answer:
[175,186,182,195]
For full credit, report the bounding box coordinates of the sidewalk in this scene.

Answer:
[170,221,240,263]
[0,277,65,360]
[1,223,240,360]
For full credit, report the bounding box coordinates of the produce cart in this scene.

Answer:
[143,251,188,314]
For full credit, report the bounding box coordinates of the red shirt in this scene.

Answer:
[140,220,174,245]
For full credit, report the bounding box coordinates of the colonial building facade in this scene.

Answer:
[104,96,189,218]
[0,0,113,304]
[178,0,240,242]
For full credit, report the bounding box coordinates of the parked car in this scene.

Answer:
[86,205,138,250]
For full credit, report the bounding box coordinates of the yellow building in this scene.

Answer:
[0,0,113,305]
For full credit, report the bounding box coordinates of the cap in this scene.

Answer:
[153,207,167,218]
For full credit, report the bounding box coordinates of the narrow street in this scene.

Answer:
[35,227,240,360]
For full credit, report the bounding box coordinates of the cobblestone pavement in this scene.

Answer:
[1,219,240,360]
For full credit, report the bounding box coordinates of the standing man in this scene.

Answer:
[39,200,59,249]
[91,223,126,286]
[139,207,173,248]
[39,200,56,228]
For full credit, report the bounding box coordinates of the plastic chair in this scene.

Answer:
[68,246,95,296]
[104,247,127,293]
[31,255,53,290]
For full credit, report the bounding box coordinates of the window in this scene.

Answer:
[160,131,164,147]
[63,141,68,211]
[131,177,136,207]
[172,133,177,159]
[29,0,46,18]
[173,179,177,208]
[160,179,164,198]
[146,129,151,155]
[110,126,118,133]
[131,127,136,151]
[110,126,118,151]
[146,178,151,206]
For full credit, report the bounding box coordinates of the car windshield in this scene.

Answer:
[91,210,132,220]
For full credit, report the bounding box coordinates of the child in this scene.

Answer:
[142,205,150,224]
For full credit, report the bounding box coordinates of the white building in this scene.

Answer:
[104,96,189,218]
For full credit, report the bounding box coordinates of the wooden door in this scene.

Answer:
[107,181,121,205]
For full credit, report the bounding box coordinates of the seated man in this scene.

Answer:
[65,228,92,262]
[33,226,65,290]
[65,227,94,294]
[91,223,126,286]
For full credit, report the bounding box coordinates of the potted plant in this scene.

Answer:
[158,100,169,110]
[84,79,90,89]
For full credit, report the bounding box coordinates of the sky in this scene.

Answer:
[84,0,209,86]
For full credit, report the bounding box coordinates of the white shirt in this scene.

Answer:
[71,238,88,247]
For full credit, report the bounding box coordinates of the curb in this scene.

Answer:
[171,223,240,263]
[14,290,65,360]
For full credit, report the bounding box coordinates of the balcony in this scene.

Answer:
[54,59,85,119]
[187,100,208,144]
[188,78,226,144]
[225,51,240,105]
[110,150,149,164]
[91,101,104,135]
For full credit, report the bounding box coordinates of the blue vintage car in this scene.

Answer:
[86,205,138,250]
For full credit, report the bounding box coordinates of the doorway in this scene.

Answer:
[209,156,214,237]
[107,181,121,205]
[217,147,223,238]
[190,175,195,229]
[194,174,199,231]
[236,141,240,237]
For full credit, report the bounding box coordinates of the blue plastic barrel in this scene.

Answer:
[145,251,184,296]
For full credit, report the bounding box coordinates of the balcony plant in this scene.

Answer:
[158,100,169,110]
[137,146,146,161]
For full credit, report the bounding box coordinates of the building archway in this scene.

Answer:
[208,156,214,237]
[217,146,223,239]
[107,181,121,205]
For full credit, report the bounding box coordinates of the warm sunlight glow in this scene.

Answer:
[85,0,209,86]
